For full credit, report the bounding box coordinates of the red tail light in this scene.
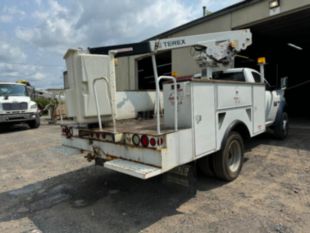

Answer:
[141,135,149,147]
[150,137,156,146]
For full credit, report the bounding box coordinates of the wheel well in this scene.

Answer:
[231,122,251,142]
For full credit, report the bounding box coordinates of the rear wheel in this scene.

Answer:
[213,131,244,181]
[273,112,288,140]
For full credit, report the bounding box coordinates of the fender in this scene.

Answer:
[220,120,251,150]
[273,98,286,127]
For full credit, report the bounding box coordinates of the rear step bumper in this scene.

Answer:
[104,159,162,179]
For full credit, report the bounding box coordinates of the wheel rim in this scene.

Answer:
[227,140,242,173]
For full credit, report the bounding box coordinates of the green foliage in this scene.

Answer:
[35,97,50,109]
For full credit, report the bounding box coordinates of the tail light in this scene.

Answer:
[140,135,149,147]
[130,134,164,148]
[150,137,156,146]
[157,137,163,146]
[132,134,140,146]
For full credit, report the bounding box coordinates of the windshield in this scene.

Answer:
[0,84,28,97]
[213,71,245,82]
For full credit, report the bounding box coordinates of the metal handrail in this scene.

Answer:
[93,77,115,131]
[156,76,178,134]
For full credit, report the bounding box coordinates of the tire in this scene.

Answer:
[28,116,40,129]
[273,112,288,140]
[198,154,214,177]
[213,131,244,181]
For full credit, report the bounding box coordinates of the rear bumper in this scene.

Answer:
[61,128,195,179]
[62,136,163,179]
[62,137,163,167]
[0,113,38,123]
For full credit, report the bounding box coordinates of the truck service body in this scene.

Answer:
[61,30,288,181]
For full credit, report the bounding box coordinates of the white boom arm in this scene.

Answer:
[150,29,252,54]
[150,29,252,78]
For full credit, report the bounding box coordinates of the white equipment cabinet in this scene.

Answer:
[164,80,265,158]
[64,50,112,121]
[64,49,161,124]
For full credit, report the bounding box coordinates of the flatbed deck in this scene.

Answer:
[85,118,179,136]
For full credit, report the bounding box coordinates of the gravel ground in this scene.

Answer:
[0,121,309,233]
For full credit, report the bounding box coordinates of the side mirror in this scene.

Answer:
[281,77,288,90]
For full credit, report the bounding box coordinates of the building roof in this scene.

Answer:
[145,0,260,40]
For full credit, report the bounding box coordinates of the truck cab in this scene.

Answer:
[0,82,40,128]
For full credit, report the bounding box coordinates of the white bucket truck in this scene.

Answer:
[0,82,40,128]
[61,30,288,181]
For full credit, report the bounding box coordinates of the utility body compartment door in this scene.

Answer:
[253,85,266,135]
[192,83,217,157]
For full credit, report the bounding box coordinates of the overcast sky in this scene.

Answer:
[0,0,242,89]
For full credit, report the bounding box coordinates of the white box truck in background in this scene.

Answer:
[0,82,40,128]
[61,29,288,181]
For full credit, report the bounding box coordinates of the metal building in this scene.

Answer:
[91,0,310,117]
